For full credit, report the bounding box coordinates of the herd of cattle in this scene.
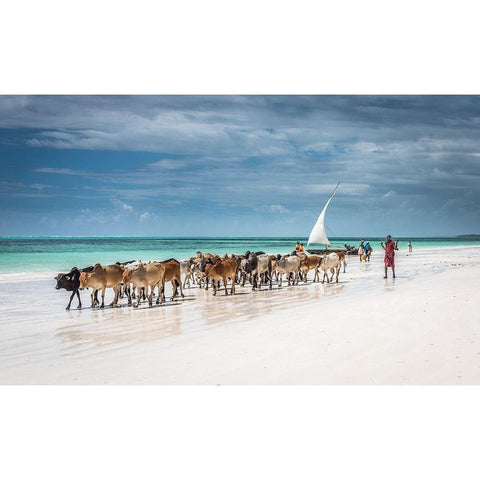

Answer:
[54,250,347,310]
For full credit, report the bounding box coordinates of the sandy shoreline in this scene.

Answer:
[1,246,479,384]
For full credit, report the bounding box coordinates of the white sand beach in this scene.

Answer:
[0,246,479,384]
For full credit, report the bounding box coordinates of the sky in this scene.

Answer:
[0,95,479,238]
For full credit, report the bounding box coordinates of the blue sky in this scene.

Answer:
[0,95,479,237]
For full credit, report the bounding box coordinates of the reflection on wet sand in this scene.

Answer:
[54,279,347,353]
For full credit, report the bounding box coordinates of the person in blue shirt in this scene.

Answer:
[364,241,372,262]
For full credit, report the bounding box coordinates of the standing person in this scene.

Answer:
[364,241,372,261]
[408,241,412,253]
[381,235,398,278]
[299,243,305,252]
[358,240,365,262]
[295,241,301,252]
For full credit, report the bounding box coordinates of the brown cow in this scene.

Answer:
[79,263,124,308]
[122,263,165,307]
[157,259,184,301]
[204,258,237,295]
[300,254,321,282]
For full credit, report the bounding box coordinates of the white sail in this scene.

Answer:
[307,182,340,246]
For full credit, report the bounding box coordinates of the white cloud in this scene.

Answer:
[139,211,157,222]
[111,199,133,212]
[255,204,290,214]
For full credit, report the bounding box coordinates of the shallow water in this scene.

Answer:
[1,236,479,280]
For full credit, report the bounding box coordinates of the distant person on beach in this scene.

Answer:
[381,235,399,278]
[408,241,412,253]
[364,241,372,261]
[299,243,304,252]
[295,241,301,252]
[358,240,365,262]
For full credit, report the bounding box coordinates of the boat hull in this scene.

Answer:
[306,246,347,254]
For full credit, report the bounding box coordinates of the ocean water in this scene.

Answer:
[1,236,480,279]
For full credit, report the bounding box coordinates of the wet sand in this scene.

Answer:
[1,246,479,384]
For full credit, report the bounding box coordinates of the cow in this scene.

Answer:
[243,252,272,290]
[204,258,237,295]
[319,253,341,283]
[275,254,301,287]
[299,254,321,282]
[79,263,124,308]
[192,261,208,288]
[157,258,184,301]
[179,259,194,288]
[122,262,165,307]
[54,265,95,310]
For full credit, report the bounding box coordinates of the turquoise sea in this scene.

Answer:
[1,236,480,278]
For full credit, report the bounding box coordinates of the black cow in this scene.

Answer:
[55,266,95,310]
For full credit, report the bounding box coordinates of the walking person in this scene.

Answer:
[358,240,365,262]
[408,241,412,253]
[381,235,398,278]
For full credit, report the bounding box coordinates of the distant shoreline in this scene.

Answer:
[0,235,470,240]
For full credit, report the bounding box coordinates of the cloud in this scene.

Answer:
[111,199,133,212]
[2,95,480,236]
[255,204,290,214]
[139,211,157,222]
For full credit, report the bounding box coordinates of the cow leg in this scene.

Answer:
[90,290,96,307]
[148,287,154,307]
[126,285,132,306]
[178,278,185,298]
[336,266,340,283]
[76,290,82,309]
[213,280,217,296]
[231,276,235,294]
[65,291,75,310]
[110,286,120,307]
[171,280,178,301]
[157,283,166,304]
[100,287,106,308]
[135,287,141,307]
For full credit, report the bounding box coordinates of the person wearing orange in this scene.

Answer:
[299,243,304,252]
[295,241,301,252]
[381,234,398,278]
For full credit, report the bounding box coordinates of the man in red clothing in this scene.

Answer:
[381,234,398,279]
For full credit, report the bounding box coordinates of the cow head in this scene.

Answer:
[122,266,138,284]
[79,271,89,289]
[55,267,79,290]
[244,253,257,273]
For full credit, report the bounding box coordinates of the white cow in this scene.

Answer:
[275,254,301,287]
[319,253,341,283]
[179,259,194,288]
